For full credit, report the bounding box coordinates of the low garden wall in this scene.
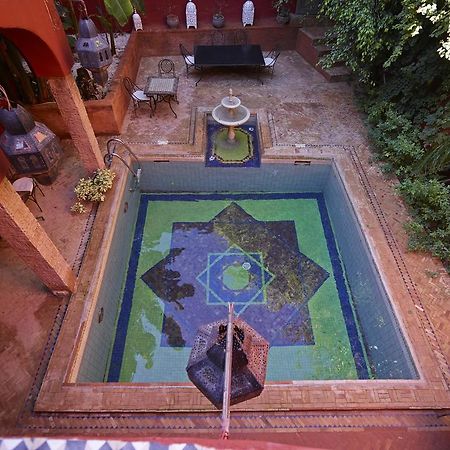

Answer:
[27,23,300,137]
[28,32,140,137]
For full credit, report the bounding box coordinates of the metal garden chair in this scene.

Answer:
[179,44,196,75]
[123,76,155,116]
[263,49,281,78]
[233,29,248,45]
[210,30,225,45]
[158,58,176,77]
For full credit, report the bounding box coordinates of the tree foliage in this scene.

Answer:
[320,0,450,84]
[321,0,450,270]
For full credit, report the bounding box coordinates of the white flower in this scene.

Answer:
[417,3,437,16]
[437,38,450,60]
[411,25,422,36]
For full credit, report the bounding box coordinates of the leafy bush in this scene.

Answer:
[325,1,450,269]
[366,101,424,177]
[397,178,450,269]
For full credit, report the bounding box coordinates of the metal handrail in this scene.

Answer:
[105,138,142,191]
[221,302,234,440]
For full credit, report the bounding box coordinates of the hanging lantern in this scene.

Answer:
[75,16,112,86]
[0,104,62,184]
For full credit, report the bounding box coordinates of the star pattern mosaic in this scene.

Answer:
[197,245,275,313]
[141,203,329,348]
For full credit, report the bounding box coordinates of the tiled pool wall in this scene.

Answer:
[76,160,417,381]
[77,171,141,382]
[323,169,418,379]
[138,161,332,192]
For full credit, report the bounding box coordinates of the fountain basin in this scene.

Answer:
[212,104,250,127]
[221,95,241,109]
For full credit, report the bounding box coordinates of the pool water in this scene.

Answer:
[107,193,370,382]
[76,162,417,383]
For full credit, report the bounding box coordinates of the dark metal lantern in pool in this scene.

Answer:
[186,317,269,409]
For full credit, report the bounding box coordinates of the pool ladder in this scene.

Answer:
[105,138,142,191]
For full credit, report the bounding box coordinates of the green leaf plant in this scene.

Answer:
[71,168,116,213]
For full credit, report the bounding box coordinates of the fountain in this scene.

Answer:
[206,89,260,167]
[212,89,250,144]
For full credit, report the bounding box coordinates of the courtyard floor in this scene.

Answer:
[0,50,449,449]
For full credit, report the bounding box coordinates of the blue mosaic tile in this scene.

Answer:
[197,245,274,312]
[118,443,137,450]
[35,442,51,450]
[148,444,168,450]
[0,440,30,450]
[317,195,369,379]
[205,115,261,168]
[66,441,87,450]
[140,202,327,348]
[107,192,370,381]
[97,443,112,450]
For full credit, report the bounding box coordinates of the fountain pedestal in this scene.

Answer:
[212,90,250,145]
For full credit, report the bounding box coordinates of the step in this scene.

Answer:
[314,44,330,58]
[299,26,329,44]
[317,64,352,82]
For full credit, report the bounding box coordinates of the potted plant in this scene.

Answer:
[71,168,115,213]
[164,0,179,28]
[212,0,226,28]
[272,0,291,24]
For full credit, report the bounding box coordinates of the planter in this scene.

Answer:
[166,14,179,28]
[212,13,225,28]
[276,13,289,24]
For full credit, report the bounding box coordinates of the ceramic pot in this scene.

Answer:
[212,13,225,28]
[276,13,289,24]
[166,14,179,28]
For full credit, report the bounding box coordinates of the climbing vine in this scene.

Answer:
[320,0,450,84]
[321,0,450,270]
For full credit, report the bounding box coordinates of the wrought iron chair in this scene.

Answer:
[155,58,179,109]
[263,49,281,78]
[179,44,196,75]
[158,58,176,77]
[123,77,155,115]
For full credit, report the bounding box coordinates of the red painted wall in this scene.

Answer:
[0,0,73,77]
[84,0,279,28]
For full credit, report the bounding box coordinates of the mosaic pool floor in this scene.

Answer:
[107,193,370,382]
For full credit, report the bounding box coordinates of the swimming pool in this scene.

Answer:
[76,161,418,383]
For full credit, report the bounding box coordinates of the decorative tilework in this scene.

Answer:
[0,440,214,450]
[108,192,370,382]
[197,245,274,311]
[140,202,327,348]
[205,115,261,168]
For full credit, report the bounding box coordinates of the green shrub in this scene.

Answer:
[397,178,450,270]
[366,101,424,177]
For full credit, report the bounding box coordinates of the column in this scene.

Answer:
[0,177,76,294]
[48,74,104,173]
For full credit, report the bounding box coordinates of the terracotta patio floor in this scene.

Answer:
[0,50,449,449]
